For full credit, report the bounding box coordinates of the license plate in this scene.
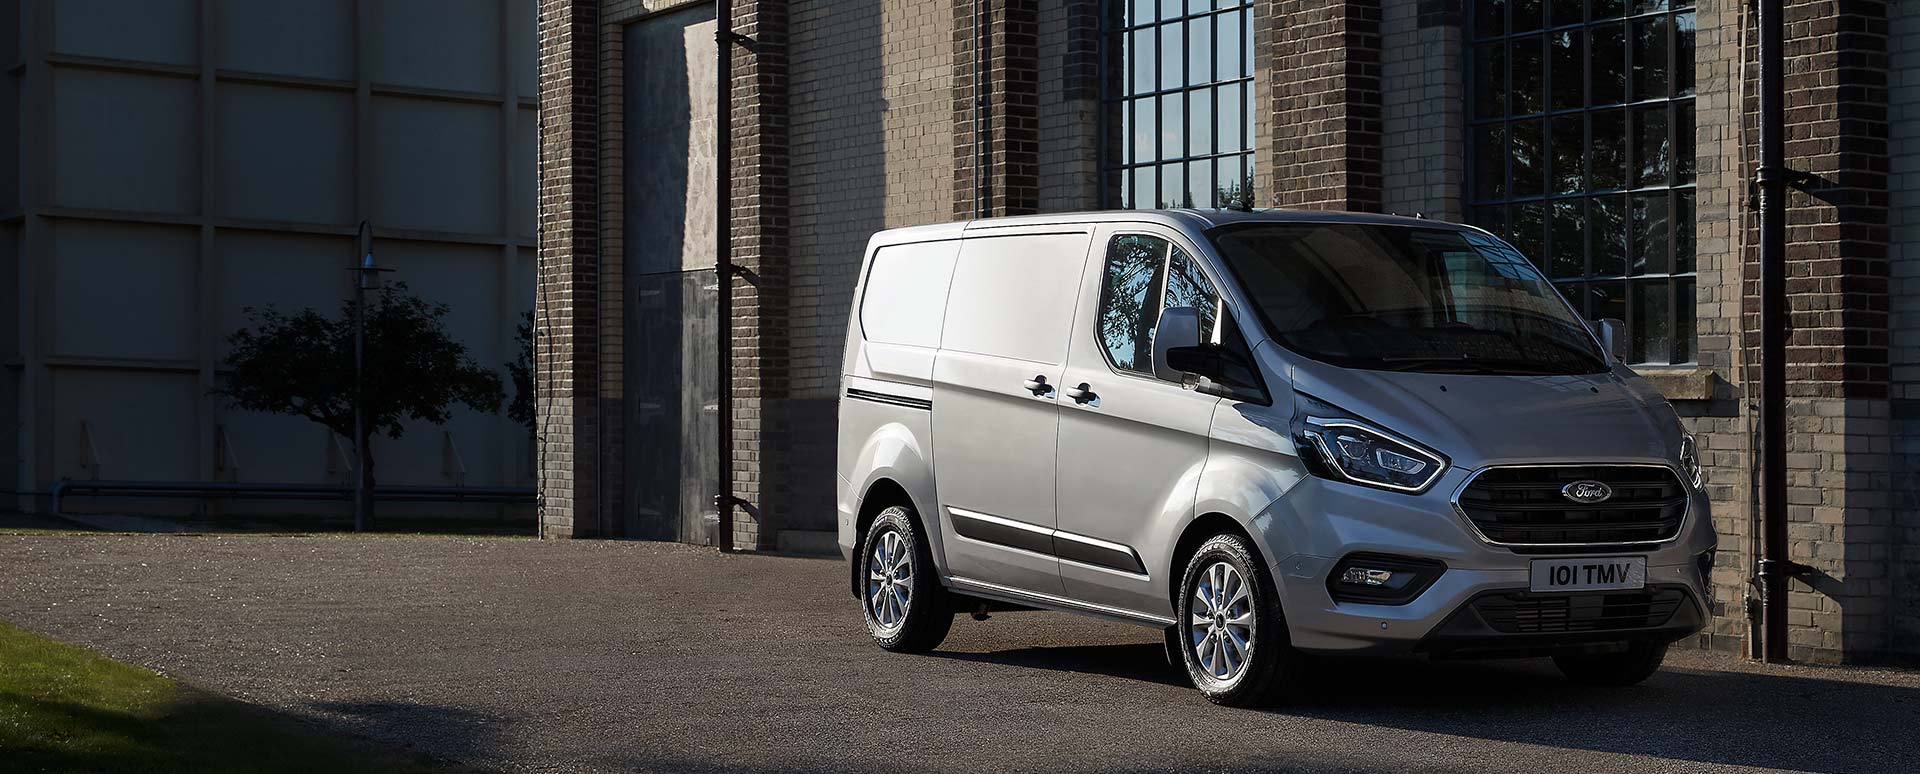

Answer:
[1529,556,1646,592]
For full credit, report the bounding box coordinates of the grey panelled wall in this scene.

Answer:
[4,0,21,501]
[7,0,536,517]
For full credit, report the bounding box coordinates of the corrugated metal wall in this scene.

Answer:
[5,0,536,516]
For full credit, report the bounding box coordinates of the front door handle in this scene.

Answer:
[1064,383,1098,405]
[1022,375,1052,396]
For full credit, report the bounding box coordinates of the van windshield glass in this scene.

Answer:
[1209,223,1608,375]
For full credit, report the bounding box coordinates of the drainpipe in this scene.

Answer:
[714,0,738,552]
[1753,0,1798,663]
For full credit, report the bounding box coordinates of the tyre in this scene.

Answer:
[1552,641,1668,686]
[1176,533,1303,706]
[859,505,953,652]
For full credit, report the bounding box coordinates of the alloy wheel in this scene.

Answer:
[866,529,913,632]
[1189,560,1254,682]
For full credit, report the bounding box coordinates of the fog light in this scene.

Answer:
[1340,567,1396,587]
[1326,553,1446,606]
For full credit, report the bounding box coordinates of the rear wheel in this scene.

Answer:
[1553,641,1667,686]
[1176,533,1303,706]
[860,505,952,652]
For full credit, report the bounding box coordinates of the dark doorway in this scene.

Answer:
[624,4,720,543]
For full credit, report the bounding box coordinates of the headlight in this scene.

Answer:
[1293,395,1448,493]
[1679,433,1703,488]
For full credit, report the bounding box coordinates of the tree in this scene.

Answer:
[216,283,504,526]
[506,310,535,430]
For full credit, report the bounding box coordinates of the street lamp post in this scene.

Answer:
[352,222,393,532]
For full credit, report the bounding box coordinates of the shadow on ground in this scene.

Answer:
[929,642,1189,688]
[3,692,487,773]
[944,642,1911,774]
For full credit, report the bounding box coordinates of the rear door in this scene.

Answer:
[1054,226,1225,616]
[930,230,1095,595]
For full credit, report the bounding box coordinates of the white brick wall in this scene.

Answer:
[787,0,952,400]
[1379,2,1464,220]
[1037,0,1100,211]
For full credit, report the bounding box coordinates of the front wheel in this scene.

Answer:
[1176,533,1303,706]
[859,505,952,652]
[1552,641,1667,686]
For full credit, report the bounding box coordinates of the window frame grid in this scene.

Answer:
[1103,0,1257,210]
[1465,0,1697,365]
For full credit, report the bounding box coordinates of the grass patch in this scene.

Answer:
[0,621,459,773]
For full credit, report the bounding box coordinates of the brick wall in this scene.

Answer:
[1036,0,1102,211]
[1762,0,1893,661]
[953,0,1041,218]
[595,0,645,538]
[730,0,794,550]
[1379,0,1464,220]
[1266,0,1383,211]
[789,1,886,400]
[536,0,602,539]
[1886,0,1920,657]
[1684,0,1759,655]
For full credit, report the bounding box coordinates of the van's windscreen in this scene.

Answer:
[1209,224,1608,375]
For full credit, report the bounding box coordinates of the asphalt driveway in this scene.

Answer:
[0,533,1913,773]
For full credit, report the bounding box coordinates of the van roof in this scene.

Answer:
[867,209,1481,247]
[954,208,1472,233]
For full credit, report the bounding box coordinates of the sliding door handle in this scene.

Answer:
[1022,375,1052,396]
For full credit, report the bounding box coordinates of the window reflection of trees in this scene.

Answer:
[1466,0,1695,365]
[1098,235,1220,374]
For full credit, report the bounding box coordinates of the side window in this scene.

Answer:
[1098,235,1165,374]
[1096,234,1222,378]
[1164,247,1220,344]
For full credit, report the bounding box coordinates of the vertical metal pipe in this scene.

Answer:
[715,0,737,552]
[1756,0,1790,663]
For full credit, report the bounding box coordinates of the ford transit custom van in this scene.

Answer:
[836,210,1713,706]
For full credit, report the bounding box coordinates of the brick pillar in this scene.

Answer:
[1742,0,1893,661]
[1265,0,1384,211]
[536,0,603,539]
[729,0,792,551]
[954,0,1041,219]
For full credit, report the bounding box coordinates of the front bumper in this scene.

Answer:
[1416,584,1706,657]
[1258,466,1715,656]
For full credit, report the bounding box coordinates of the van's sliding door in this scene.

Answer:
[930,231,1093,597]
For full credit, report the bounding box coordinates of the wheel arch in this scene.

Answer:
[849,477,923,598]
[1166,511,1270,611]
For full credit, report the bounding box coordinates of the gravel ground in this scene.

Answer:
[0,533,1914,773]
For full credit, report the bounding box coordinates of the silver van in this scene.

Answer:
[835,210,1713,706]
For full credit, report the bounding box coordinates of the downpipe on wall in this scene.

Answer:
[1752,0,1812,663]
[714,0,741,552]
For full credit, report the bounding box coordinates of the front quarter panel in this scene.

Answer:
[1192,379,1308,588]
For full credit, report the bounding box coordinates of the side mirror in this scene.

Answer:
[1166,344,1257,394]
[1595,317,1627,361]
[1152,306,1203,382]
[1165,345,1219,379]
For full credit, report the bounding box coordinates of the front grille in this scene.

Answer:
[1471,588,1686,634]
[1456,465,1686,548]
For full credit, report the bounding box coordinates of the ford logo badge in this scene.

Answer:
[1562,480,1613,504]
